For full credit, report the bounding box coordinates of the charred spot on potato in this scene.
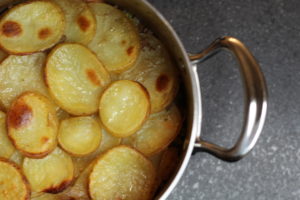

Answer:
[43,179,72,194]
[2,21,22,37]
[86,69,100,86]
[38,28,52,40]
[8,102,32,129]
[77,16,90,32]
[156,74,169,92]
[127,46,134,56]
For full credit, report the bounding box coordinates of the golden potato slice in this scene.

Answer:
[7,92,58,158]
[120,33,179,113]
[89,145,156,200]
[23,148,74,193]
[0,1,65,54]
[88,3,140,73]
[73,127,121,173]
[0,111,15,158]
[0,158,30,200]
[0,53,48,109]
[99,80,150,138]
[46,43,111,115]
[123,104,182,156]
[58,116,102,156]
[52,0,96,45]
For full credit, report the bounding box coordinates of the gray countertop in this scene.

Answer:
[147,0,300,199]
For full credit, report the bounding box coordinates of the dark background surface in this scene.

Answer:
[147,0,300,200]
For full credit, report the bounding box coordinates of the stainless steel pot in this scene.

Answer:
[0,0,268,199]
[105,0,267,199]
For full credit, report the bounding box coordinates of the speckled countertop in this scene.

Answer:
[147,0,300,199]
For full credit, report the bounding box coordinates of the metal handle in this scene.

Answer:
[191,36,268,162]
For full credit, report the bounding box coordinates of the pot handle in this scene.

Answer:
[190,36,267,162]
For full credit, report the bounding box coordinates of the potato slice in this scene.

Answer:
[0,53,48,109]
[0,111,15,158]
[88,3,140,73]
[0,48,8,63]
[52,0,96,45]
[23,148,74,193]
[46,43,111,115]
[122,104,182,156]
[99,80,150,138]
[31,193,59,200]
[7,92,58,158]
[0,1,65,54]
[9,150,23,166]
[73,127,121,173]
[0,158,30,200]
[89,145,156,200]
[58,116,102,156]
[120,33,179,113]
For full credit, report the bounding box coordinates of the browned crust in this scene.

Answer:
[1,20,22,37]
[77,15,90,32]
[38,27,52,40]
[6,91,58,158]
[45,42,110,116]
[0,157,31,200]
[43,178,73,194]
[0,0,66,55]
[156,74,170,92]
[88,145,156,200]
[86,69,100,86]
[7,98,33,129]
[99,80,150,138]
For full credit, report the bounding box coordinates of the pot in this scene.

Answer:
[104,0,267,199]
[0,0,268,199]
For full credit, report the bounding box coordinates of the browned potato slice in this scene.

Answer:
[23,148,74,193]
[58,116,102,156]
[120,33,179,113]
[122,104,181,156]
[89,145,156,200]
[157,147,179,182]
[99,80,150,138]
[46,43,111,115]
[73,127,121,173]
[7,92,58,158]
[0,53,48,109]
[0,158,30,200]
[52,0,96,45]
[0,111,15,158]
[88,3,140,73]
[0,1,65,54]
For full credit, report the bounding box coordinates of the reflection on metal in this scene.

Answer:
[191,37,268,162]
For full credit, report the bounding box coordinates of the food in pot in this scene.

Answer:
[0,0,182,199]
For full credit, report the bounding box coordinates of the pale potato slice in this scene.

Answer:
[99,80,150,138]
[7,92,58,158]
[73,127,121,173]
[31,193,59,200]
[23,148,74,193]
[0,1,65,54]
[0,111,15,158]
[0,53,48,109]
[46,43,111,115]
[58,116,102,156]
[89,145,156,200]
[88,3,140,73]
[120,33,179,113]
[52,0,96,45]
[123,104,182,156]
[0,158,30,200]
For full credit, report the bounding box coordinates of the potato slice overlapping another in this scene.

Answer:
[52,0,96,45]
[0,111,15,159]
[88,3,140,73]
[99,80,150,138]
[7,92,58,158]
[89,145,156,200]
[45,43,111,115]
[0,158,30,200]
[0,1,65,54]
[23,148,74,193]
